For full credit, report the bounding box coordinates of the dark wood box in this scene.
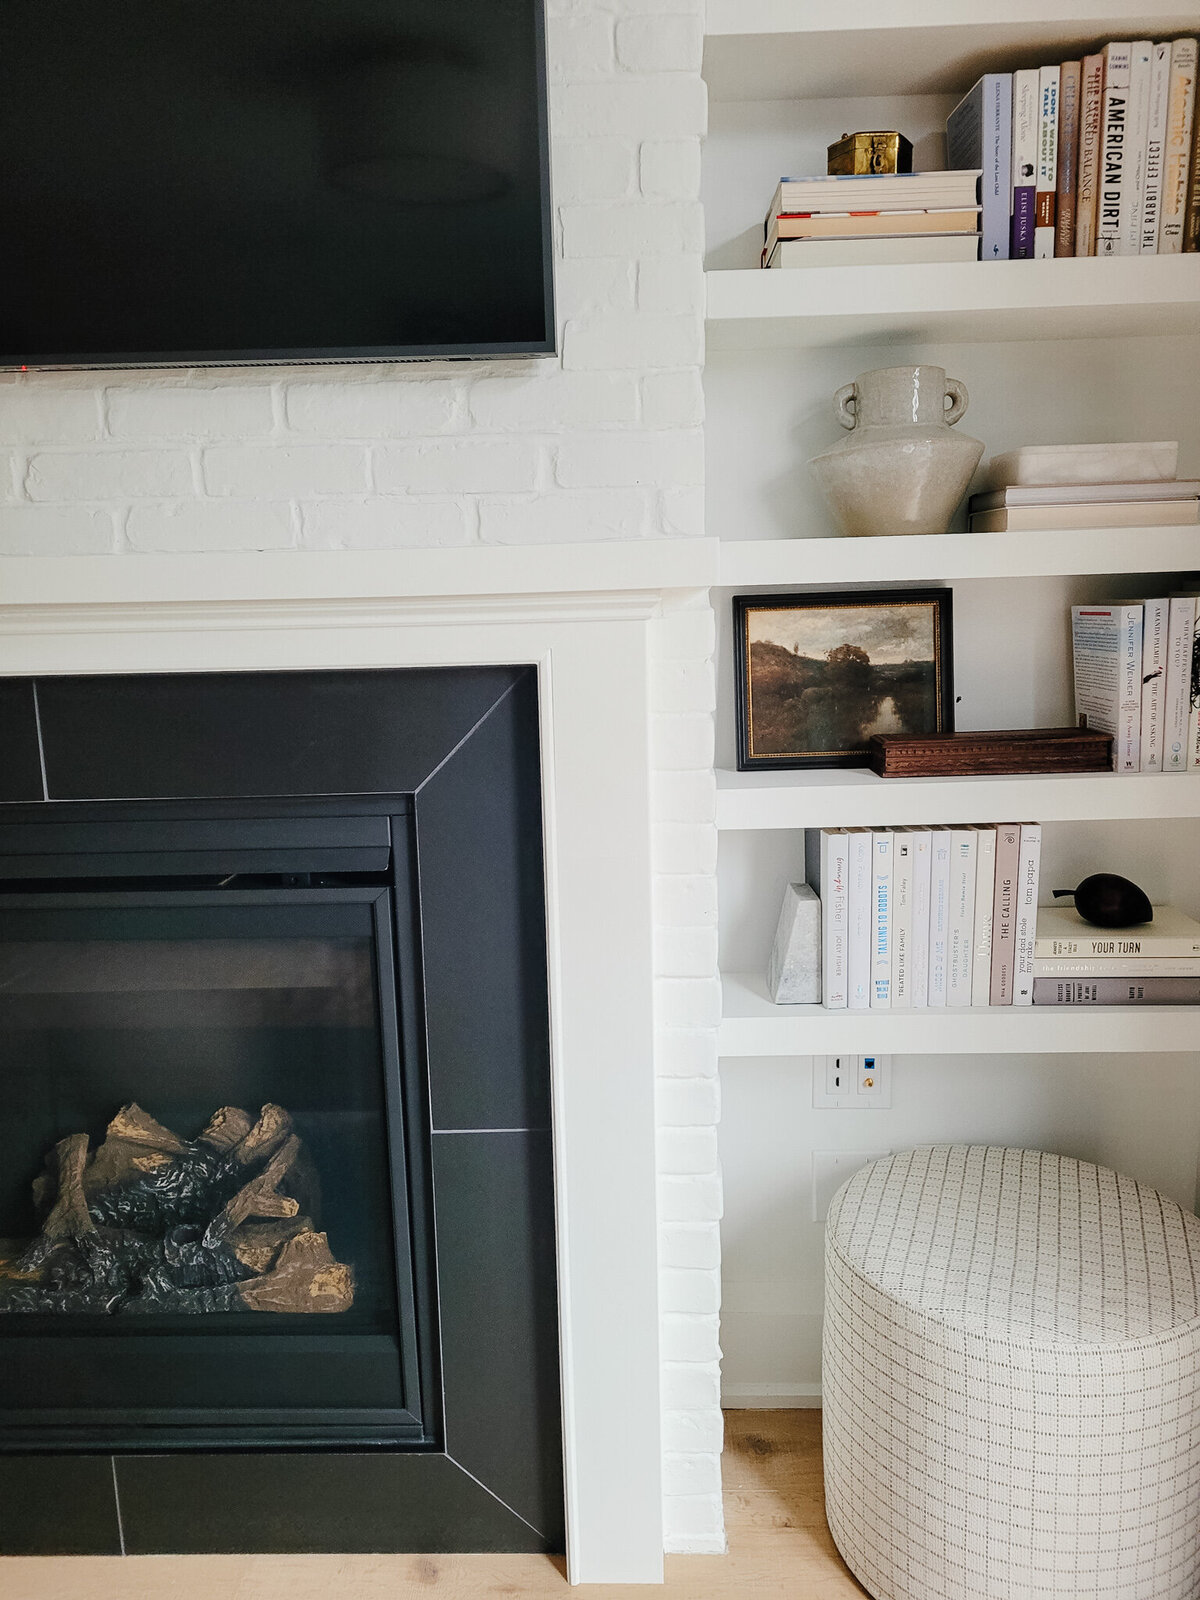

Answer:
[867,727,1114,778]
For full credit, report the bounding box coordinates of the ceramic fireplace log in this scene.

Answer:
[0,1103,353,1316]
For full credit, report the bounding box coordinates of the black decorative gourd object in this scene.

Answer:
[1053,873,1154,928]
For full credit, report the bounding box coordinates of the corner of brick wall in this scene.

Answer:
[650,588,724,1555]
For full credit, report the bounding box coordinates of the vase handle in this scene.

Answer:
[834,382,857,430]
[944,378,969,426]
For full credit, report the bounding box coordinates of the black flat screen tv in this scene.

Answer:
[0,1,554,369]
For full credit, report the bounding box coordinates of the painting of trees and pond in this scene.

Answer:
[735,590,953,769]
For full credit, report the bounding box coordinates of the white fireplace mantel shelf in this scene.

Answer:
[0,539,721,618]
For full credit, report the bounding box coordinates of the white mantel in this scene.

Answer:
[0,541,721,1585]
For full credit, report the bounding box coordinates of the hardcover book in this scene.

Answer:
[1013,822,1043,1006]
[907,828,933,1009]
[1033,904,1200,957]
[1011,69,1040,258]
[927,829,952,1007]
[1071,604,1144,770]
[871,830,893,1009]
[1098,43,1133,255]
[1056,60,1082,255]
[1160,38,1199,251]
[946,74,1013,260]
[1033,976,1200,1004]
[806,828,849,1008]
[990,824,1022,1004]
[1076,52,1106,254]
[1139,597,1170,772]
[1035,65,1060,258]
[846,828,874,1009]
[1141,42,1173,250]
[1121,41,1155,254]
[1163,596,1198,770]
[971,826,998,1006]
[947,827,978,1006]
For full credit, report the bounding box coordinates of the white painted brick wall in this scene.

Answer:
[651,589,724,1555]
[0,0,723,1558]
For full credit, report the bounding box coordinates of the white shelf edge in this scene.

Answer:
[717,527,1200,588]
[705,258,1200,349]
[715,769,1200,830]
[719,971,1200,1055]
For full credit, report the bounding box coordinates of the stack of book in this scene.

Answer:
[969,477,1200,532]
[946,40,1200,260]
[762,171,982,269]
[805,823,1042,1010]
[1071,597,1200,773]
[1033,904,1200,1004]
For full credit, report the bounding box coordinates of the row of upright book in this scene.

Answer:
[805,824,1043,1010]
[1071,598,1200,773]
[946,39,1200,260]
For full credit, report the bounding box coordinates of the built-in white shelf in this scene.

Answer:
[719,970,1200,1055]
[703,2,1198,101]
[718,526,1200,588]
[716,768,1200,831]
[706,258,1200,351]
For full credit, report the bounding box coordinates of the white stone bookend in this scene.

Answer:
[766,882,821,1004]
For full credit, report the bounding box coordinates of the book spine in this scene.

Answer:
[1139,597,1170,771]
[990,824,1021,1004]
[1035,66,1060,257]
[1035,955,1200,977]
[1142,42,1173,249]
[927,829,952,1006]
[1191,604,1200,767]
[811,829,849,1008]
[971,826,998,1005]
[1098,43,1133,255]
[891,831,915,1008]
[1012,822,1043,1005]
[1121,41,1155,254]
[1187,54,1200,250]
[1036,932,1200,958]
[1072,605,1133,768]
[1076,52,1107,254]
[1056,61,1082,254]
[986,73,1013,260]
[1163,596,1198,769]
[907,829,932,1008]
[947,827,978,1006]
[1033,976,1200,1004]
[1011,70,1040,257]
[1160,39,1199,251]
[1118,604,1145,771]
[846,829,873,1009]
[870,830,892,1009]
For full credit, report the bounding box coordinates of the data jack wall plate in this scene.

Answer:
[812,1054,893,1109]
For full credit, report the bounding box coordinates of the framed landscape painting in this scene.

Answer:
[734,588,954,770]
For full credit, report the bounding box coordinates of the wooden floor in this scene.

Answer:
[1,1411,867,1599]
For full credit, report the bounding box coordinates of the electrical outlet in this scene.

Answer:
[812,1054,893,1109]
[812,1149,890,1222]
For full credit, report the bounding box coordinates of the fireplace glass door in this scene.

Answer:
[0,887,430,1450]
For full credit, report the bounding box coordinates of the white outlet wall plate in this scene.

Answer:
[812,1054,893,1109]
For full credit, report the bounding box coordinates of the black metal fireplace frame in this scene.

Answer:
[0,666,563,1556]
[0,800,438,1451]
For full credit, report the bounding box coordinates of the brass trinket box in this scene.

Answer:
[827,131,913,175]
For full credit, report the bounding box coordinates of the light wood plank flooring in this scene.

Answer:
[1,1411,866,1599]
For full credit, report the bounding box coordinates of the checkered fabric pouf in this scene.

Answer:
[823,1145,1200,1600]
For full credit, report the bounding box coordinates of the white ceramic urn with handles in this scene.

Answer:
[810,364,985,537]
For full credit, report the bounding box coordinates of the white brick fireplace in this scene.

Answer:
[0,2,720,1578]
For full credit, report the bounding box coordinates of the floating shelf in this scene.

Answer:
[715,768,1200,831]
[705,258,1200,350]
[703,2,1199,101]
[718,526,1200,588]
[719,971,1200,1055]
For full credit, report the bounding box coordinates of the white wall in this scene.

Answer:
[0,0,723,1557]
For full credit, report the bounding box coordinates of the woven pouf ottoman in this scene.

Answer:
[824,1145,1200,1600]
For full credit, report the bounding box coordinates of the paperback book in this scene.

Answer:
[1033,904,1200,957]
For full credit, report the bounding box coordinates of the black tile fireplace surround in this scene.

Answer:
[0,666,563,1556]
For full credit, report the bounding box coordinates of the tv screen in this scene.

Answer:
[0,1,554,368]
